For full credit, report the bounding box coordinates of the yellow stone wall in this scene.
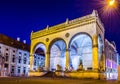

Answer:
[29,10,105,78]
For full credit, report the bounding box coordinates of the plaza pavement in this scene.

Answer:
[0,77,119,84]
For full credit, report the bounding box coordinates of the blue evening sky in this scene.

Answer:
[0,0,120,52]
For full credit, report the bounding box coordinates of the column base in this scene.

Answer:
[93,68,99,72]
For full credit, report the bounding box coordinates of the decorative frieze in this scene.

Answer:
[31,14,99,39]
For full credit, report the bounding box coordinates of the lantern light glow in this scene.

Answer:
[109,0,115,6]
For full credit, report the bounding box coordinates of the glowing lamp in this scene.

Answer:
[109,0,115,6]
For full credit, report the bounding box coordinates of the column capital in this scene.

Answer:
[92,44,98,48]
[30,54,34,56]
[46,51,50,54]
[66,49,69,51]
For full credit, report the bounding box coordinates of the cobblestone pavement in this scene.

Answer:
[0,77,119,84]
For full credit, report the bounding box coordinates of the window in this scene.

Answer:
[13,50,15,53]
[6,48,8,51]
[4,63,8,68]
[19,52,21,54]
[6,53,8,55]
[18,56,21,63]
[34,60,36,66]
[24,53,27,56]
[23,57,27,64]
[5,56,8,62]
[18,67,21,73]
[12,55,15,63]
[41,58,43,60]
[23,67,26,74]
[11,66,14,74]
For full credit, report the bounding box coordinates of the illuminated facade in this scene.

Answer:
[105,39,118,79]
[0,34,29,77]
[32,54,45,71]
[29,10,118,79]
[15,49,29,77]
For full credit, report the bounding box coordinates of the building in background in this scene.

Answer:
[15,49,30,77]
[0,34,29,77]
[117,51,120,80]
[0,34,44,77]
[117,53,120,65]
[105,39,118,80]
[33,54,45,71]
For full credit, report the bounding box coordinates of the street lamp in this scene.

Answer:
[98,0,119,18]
[107,0,118,10]
[109,0,115,6]
[103,0,118,11]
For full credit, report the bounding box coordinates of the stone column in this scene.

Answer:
[92,34,99,71]
[65,48,70,70]
[30,54,34,71]
[45,51,50,71]
[102,51,106,72]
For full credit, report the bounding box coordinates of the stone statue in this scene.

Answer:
[77,59,83,71]
[56,64,62,71]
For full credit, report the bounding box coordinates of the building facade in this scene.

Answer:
[29,10,118,79]
[0,34,30,77]
[105,39,118,79]
[15,49,29,77]
[32,54,45,71]
[0,34,44,77]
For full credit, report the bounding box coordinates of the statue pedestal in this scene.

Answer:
[28,71,47,77]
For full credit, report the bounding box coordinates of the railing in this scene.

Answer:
[31,14,97,39]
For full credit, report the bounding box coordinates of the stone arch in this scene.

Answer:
[32,42,46,54]
[48,38,67,71]
[69,32,93,48]
[48,38,67,50]
[32,42,46,71]
[68,32,93,70]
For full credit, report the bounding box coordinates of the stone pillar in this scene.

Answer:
[30,54,34,71]
[92,34,99,71]
[102,51,106,72]
[45,51,50,71]
[66,48,70,70]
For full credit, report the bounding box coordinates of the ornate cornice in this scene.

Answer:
[31,11,104,40]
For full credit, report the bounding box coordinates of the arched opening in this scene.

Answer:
[33,43,46,71]
[49,39,66,71]
[69,33,92,70]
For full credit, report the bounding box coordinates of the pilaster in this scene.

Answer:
[65,48,70,70]
[92,34,99,71]
[45,51,50,71]
[30,54,34,71]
